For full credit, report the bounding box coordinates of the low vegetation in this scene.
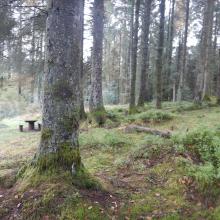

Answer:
[1,102,220,219]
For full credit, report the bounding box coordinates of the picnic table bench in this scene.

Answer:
[19,120,41,132]
[25,120,37,131]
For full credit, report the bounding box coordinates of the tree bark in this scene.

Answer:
[177,0,190,101]
[165,0,175,101]
[202,0,215,100]
[129,0,141,112]
[18,11,22,95]
[89,0,105,113]
[155,0,166,109]
[38,0,82,173]
[137,0,152,106]
[125,0,135,104]
[195,0,215,102]
[79,0,87,120]
[217,50,220,104]
[30,8,36,103]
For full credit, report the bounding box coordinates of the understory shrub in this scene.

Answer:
[131,135,173,160]
[174,128,220,192]
[79,128,132,148]
[128,110,174,123]
[175,102,203,112]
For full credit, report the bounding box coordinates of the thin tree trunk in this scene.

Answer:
[177,0,190,101]
[164,0,175,101]
[18,11,22,95]
[30,8,36,103]
[89,0,105,114]
[129,0,141,112]
[126,0,134,104]
[137,0,152,106]
[172,82,176,102]
[38,0,82,173]
[37,31,44,104]
[168,0,175,101]
[155,0,166,109]
[202,0,215,100]
[79,0,87,120]
[217,49,220,104]
[118,31,122,104]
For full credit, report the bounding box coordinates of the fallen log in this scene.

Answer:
[124,125,172,138]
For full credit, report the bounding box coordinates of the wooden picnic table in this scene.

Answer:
[25,120,37,131]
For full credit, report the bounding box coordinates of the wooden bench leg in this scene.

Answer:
[28,122,35,131]
[38,123,41,131]
[19,125,23,132]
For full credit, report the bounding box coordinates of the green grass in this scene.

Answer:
[1,99,220,218]
[127,109,175,124]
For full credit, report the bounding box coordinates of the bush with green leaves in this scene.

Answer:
[128,110,174,123]
[174,129,220,192]
[175,103,203,112]
[106,108,126,123]
[131,135,173,160]
[174,129,220,167]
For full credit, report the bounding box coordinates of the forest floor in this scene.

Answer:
[1,85,220,219]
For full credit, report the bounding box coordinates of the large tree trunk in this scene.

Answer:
[202,0,215,100]
[38,0,82,174]
[129,0,140,112]
[89,0,105,113]
[195,0,215,102]
[155,0,166,109]
[79,0,87,120]
[177,0,190,101]
[137,0,152,106]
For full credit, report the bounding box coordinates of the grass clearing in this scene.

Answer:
[1,102,220,218]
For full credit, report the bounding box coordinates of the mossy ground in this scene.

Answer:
[1,100,220,219]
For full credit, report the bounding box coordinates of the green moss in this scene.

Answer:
[175,103,203,112]
[161,214,181,220]
[0,172,16,188]
[51,80,74,101]
[90,109,107,126]
[16,164,104,220]
[37,143,81,172]
[71,168,102,190]
[129,106,139,114]
[41,128,53,141]
[120,202,154,219]
[80,128,132,149]
[18,163,101,192]
[203,94,211,102]
[127,110,174,124]
[60,196,108,220]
